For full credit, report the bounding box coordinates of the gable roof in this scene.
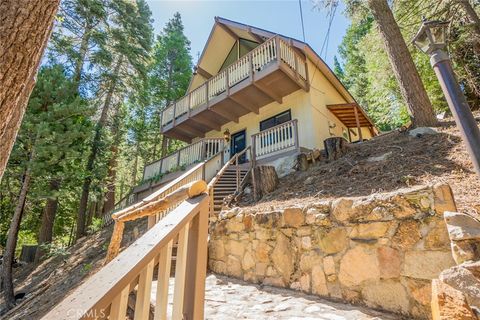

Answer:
[189,17,375,129]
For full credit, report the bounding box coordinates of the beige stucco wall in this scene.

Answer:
[197,57,373,158]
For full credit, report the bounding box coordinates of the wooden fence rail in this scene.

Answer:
[42,191,209,320]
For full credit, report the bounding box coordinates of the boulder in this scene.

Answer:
[444,211,480,241]
[433,184,457,215]
[451,240,480,265]
[440,264,480,310]
[431,279,477,320]
[408,127,438,137]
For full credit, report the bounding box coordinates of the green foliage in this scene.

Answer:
[87,217,103,234]
[334,0,480,130]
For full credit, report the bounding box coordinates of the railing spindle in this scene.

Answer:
[110,285,130,320]
[134,260,155,320]
[172,223,190,319]
[154,240,173,320]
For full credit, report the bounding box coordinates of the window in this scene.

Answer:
[219,38,259,72]
[260,110,292,131]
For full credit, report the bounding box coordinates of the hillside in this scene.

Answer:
[240,117,480,218]
[2,116,480,319]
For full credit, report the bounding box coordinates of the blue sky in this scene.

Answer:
[146,0,350,68]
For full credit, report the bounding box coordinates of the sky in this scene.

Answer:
[145,0,350,68]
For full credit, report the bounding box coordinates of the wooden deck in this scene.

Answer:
[161,36,309,143]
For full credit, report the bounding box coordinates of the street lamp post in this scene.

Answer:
[413,18,480,177]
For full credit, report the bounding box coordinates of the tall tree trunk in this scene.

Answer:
[73,21,92,90]
[102,114,122,215]
[458,0,480,37]
[367,0,438,127]
[0,0,60,182]
[34,179,60,262]
[2,153,33,309]
[75,56,123,241]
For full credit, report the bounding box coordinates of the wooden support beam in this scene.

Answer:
[354,106,363,141]
[215,19,238,40]
[190,115,222,131]
[195,66,212,79]
[253,82,282,104]
[229,95,259,114]
[209,106,239,123]
[177,124,205,138]
[164,130,193,143]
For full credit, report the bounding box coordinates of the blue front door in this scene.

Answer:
[230,130,246,163]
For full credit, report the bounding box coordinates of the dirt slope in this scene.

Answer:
[240,118,480,217]
[0,219,147,320]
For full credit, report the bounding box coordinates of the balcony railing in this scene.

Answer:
[143,138,224,181]
[161,36,307,128]
[252,119,299,161]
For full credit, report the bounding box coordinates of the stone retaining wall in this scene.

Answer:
[208,184,458,319]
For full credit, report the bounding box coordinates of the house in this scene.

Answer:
[118,17,376,215]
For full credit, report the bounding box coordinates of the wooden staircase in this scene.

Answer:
[212,165,249,214]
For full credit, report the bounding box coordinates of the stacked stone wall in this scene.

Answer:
[208,184,458,318]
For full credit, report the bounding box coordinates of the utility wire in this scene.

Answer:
[299,0,306,42]
[319,2,338,60]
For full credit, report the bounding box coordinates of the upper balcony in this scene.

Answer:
[161,36,309,142]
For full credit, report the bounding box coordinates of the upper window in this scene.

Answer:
[260,110,292,131]
[219,38,259,72]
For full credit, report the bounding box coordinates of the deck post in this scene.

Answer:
[173,103,177,126]
[293,119,300,152]
[354,106,363,141]
[275,36,281,67]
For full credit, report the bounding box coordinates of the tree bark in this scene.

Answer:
[34,179,60,262]
[2,154,33,309]
[252,166,278,200]
[73,21,92,90]
[76,56,123,241]
[367,0,438,127]
[103,120,121,215]
[458,0,480,37]
[0,0,60,183]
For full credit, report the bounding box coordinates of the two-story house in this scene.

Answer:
[117,17,376,216]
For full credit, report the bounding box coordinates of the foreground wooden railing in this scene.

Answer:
[43,190,209,320]
[161,35,308,127]
[252,119,299,160]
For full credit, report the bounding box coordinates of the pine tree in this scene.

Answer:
[0,0,60,184]
[75,0,154,238]
[150,12,193,158]
[1,64,92,308]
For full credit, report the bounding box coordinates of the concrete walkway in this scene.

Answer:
[152,274,401,320]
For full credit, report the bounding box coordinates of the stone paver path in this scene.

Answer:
[151,274,401,320]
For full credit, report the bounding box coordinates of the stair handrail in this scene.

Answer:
[43,190,210,320]
[207,146,254,214]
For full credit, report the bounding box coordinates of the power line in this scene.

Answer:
[299,0,306,42]
[320,2,338,60]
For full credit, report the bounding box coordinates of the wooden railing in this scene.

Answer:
[207,146,253,214]
[43,188,210,320]
[102,147,224,227]
[143,138,224,181]
[252,119,299,161]
[161,36,307,127]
